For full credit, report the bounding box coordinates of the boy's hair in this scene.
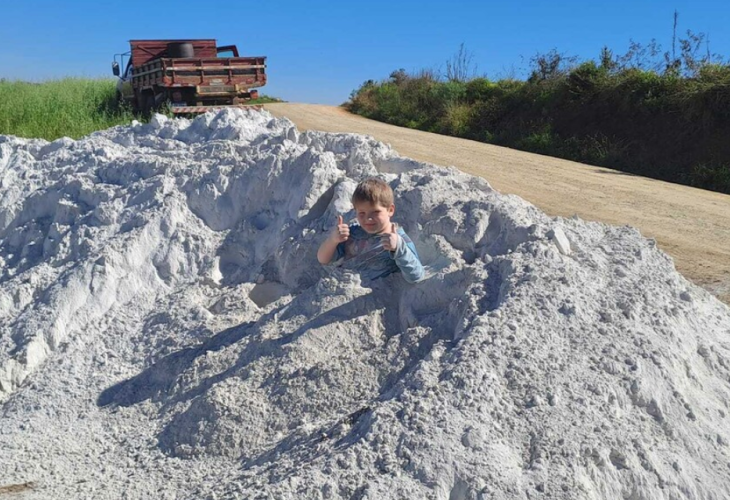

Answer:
[352,178,394,207]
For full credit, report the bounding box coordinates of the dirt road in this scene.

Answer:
[265,103,730,304]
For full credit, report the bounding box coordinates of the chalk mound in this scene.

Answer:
[0,109,729,499]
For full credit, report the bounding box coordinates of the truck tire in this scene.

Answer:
[141,93,155,115]
[167,42,194,58]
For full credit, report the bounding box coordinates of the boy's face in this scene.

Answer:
[354,200,395,234]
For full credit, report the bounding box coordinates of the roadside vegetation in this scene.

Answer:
[0,78,282,141]
[247,95,284,105]
[0,78,135,141]
[346,18,730,194]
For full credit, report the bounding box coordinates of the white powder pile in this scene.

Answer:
[0,109,728,499]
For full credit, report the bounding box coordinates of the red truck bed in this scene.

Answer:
[132,56,267,89]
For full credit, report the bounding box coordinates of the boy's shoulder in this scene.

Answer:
[396,226,414,243]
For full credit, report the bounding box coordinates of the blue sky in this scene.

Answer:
[0,0,727,105]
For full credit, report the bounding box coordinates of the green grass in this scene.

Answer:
[0,78,135,141]
[247,95,284,105]
[0,78,284,141]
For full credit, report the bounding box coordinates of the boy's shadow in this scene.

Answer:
[97,286,384,410]
[97,322,254,408]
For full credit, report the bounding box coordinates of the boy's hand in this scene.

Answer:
[332,215,349,242]
[380,223,400,251]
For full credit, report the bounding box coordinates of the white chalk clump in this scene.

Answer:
[0,108,729,499]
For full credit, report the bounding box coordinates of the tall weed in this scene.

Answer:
[0,78,135,140]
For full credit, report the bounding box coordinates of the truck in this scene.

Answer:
[112,39,267,114]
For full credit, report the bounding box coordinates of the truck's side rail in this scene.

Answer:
[132,57,267,89]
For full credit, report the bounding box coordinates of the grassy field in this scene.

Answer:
[247,95,284,105]
[0,78,135,141]
[0,78,283,142]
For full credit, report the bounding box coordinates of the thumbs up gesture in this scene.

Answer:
[332,214,350,243]
[380,223,400,251]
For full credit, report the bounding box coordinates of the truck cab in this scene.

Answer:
[111,58,134,103]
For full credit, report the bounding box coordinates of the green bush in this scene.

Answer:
[689,163,730,193]
[440,102,472,136]
[346,56,730,194]
[696,63,730,84]
[431,81,467,106]
[515,129,557,155]
[566,61,609,97]
[465,78,501,103]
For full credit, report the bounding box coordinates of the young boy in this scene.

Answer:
[317,178,425,283]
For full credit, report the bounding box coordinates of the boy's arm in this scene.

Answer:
[318,215,349,264]
[317,237,340,264]
[392,231,425,283]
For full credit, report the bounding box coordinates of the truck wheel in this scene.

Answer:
[142,94,155,115]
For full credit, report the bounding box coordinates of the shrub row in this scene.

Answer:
[346,63,730,194]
